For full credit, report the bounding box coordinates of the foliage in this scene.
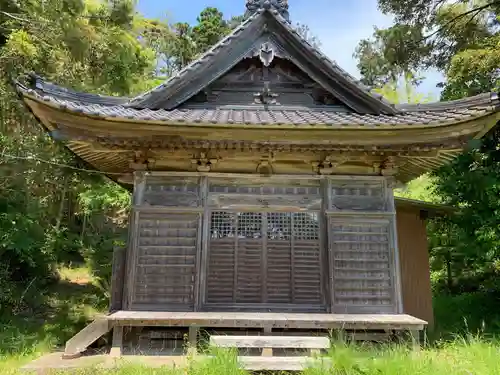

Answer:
[0,0,151,313]
[428,128,500,293]
[354,1,497,97]
[356,0,500,297]
[373,72,436,103]
[394,175,439,202]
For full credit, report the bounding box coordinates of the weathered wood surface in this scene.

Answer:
[109,247,126,312]
[64,318,113,358]
[130,211,199,311]
[123,174,403,315]
[210,335,330,349]
[108,311,426,330]
[109,326,123,357]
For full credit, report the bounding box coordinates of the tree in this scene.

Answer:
[192,7,230,54]
[354,1,496,98]
[0,0,158,312]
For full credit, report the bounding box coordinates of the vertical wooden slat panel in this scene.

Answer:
[194,176,209,311]
[292,212,322,305]
[123,210,140,310]
[327,178,398,314]
[388,187,404,314]
[131,212,199,311]
[109,246,126,312]
[261,213,268,303]
[207,212,236,303]
[324,179,335,313]
[267,213,292,304]
[236,213,263,303]
[396,207,434,327]
[199,177,211,307]
[329,218,395,313]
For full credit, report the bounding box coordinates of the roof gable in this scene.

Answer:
[128,8,398,115]
[178,55,353,110]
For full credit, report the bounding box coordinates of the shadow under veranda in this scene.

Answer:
[0,277,108,356]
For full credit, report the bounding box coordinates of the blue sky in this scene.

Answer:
[137,0,443,99]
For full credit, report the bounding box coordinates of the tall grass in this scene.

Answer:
[1,266,499,374]
[2,339,499,375]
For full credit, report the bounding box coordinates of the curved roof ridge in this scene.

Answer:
[397,92,499,112]
[268,8,398,114]
[127,11,261,107]
[22,74,130,106]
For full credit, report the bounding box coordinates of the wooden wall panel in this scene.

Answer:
[329,218,396,313]
[130,212,199,311]
[109,246,126,312]
[396,207,434,328]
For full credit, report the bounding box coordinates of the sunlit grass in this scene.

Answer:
[1,267,500,374]
[58,265,94,285]
[2,339,500,374]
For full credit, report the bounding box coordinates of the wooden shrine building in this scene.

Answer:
[16,0,500,363]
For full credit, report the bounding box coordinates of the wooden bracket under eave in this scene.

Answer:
[130,150,156,171]
[191,151,219,172]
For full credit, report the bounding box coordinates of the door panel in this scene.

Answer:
[205,210,325,310]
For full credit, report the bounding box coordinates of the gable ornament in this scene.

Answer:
[245,0,290,21]
[254,81,279,104]
[259,42,275,67]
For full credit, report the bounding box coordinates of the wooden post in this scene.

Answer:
[109,246,126,312]
[262,327,273,357]
[409,329,421,350]
[110,327,124,357]
[188,326,199,356]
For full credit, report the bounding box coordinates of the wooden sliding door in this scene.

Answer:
[202,178,327,312]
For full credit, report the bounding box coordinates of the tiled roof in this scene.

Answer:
[17,83,500,127]
[125,7,399,114]
[28,74,130,106]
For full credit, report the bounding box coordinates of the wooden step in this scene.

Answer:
[63,318,112,359]
[238,356,330,371]
[210,335,330,349]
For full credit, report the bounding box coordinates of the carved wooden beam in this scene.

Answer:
[256,152,275,175]
[380,156,399,176]
[129,150,155,171]
[191,151,218,172]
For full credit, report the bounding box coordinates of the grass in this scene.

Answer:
[1,266,499,374]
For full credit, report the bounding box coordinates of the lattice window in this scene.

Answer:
[237,212,263,239]
[293,213,320,241]
[210,211,236,239]
[267,212,291,240]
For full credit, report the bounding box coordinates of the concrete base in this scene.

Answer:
[22,352,191,374]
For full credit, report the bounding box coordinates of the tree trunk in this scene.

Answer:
[445,249,453,293]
